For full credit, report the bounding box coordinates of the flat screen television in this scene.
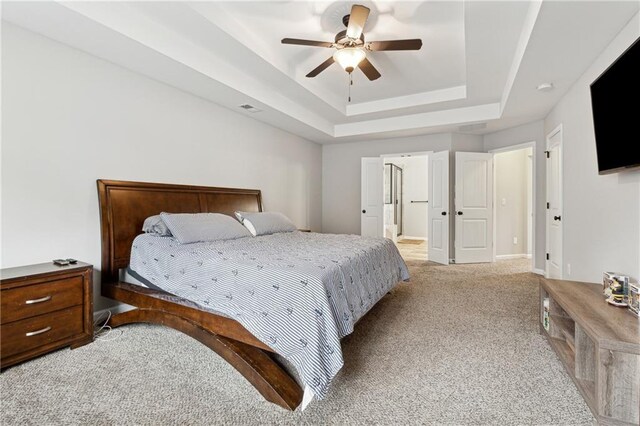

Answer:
[590,36,640,175]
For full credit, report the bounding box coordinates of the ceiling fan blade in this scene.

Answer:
[367,39,423,51]
[306,57,335,78]
[358,57,381,81]
[281,38,334,48]
[346,5,370,40]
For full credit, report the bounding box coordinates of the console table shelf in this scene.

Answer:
[540,278,639,426]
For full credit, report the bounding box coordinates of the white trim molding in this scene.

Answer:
[496,254,529,260]
[93,303,133,321]
[399,236,428,241]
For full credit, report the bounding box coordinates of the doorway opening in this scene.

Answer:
[382,154,429,262]
[490,142,536,272]
[384,163,404,238]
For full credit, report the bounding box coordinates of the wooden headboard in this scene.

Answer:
[97,179,262,284]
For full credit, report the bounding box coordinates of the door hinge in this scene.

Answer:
[545,151,550,158]
[546,202,550,209]
[546,253,550,260]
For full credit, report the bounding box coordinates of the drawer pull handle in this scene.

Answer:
[25,326,52,337]
[25,296,52,305]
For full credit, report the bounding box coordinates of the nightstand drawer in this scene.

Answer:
[0,306,84,358]
[1,276,83,323]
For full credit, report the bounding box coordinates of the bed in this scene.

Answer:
[97,179,409,410]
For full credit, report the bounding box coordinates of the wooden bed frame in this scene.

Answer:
[97,179,303,410]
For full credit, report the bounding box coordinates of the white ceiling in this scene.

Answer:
[2,1,638,144]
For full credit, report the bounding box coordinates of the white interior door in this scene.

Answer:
[361,157,383,237]
[546,126,563,279]
[428,151,449,265]
[455,152,494,263]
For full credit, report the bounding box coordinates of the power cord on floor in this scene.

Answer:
[93,310,123,342]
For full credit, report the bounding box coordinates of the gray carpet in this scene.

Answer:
[1,259,595,425]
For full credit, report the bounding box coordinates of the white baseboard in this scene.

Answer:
[496,254,529,260]
[399,236,428,241]
[533,268,545,276]
[93,303,134,321]
[526,254,532,259]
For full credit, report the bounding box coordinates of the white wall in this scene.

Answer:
[544,12,640,282]
[400,156,429,239]
[451,133,485,153]
[484,120,545,270]
[526,150,533,256]
[322,134,451,235]
[1,24,323,310]
[494,148,530,257]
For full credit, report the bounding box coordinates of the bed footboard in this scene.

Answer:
[108,307,303,410]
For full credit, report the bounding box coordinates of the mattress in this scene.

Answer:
[128,231,409,402]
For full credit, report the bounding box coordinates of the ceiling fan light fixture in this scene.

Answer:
[333,47,366,73]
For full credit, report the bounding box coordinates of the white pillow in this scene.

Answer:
[235,211,297,236]
[160,212,251,244]
[142,215,172,237]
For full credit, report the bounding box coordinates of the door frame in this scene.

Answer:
[489,141,537,272]
[545,124,563,279]
[379,151,432,240]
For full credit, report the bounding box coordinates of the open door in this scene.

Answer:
[428,151,449,265]
[546,125,563,279]
[455,152,494,264]
[361,157,383,237]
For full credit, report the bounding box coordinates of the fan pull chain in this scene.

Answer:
[348,72,353,103]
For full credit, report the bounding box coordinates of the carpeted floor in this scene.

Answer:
[1,259,595,425]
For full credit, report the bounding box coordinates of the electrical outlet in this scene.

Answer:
[567,264,571,276]
[513,236,518,245]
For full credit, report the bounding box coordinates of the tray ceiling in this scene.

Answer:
[2,1,638,143]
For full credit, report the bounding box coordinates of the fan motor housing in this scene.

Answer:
[334,30,365,47]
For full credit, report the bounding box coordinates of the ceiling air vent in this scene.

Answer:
[238,104,262,113]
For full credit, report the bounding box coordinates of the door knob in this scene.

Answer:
[457,211,463,215]
[441,211,447,216]
[362,210,366,214]
[554,215,561,221]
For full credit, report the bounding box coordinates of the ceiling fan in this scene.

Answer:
[281,4,422,81]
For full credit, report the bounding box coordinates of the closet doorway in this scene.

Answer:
[384,163,404,238]
[490,142,536,272]
[381,153,429,262]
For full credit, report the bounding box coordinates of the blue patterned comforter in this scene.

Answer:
[128,231,409,400]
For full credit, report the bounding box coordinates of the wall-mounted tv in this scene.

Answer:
[590,36,640,175]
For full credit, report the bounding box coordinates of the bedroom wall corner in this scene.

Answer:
[0,23,323,311]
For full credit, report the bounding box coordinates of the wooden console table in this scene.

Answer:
[540,278,639,425]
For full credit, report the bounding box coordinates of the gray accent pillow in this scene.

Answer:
[142,215,172,237]
[160,212,251,244]
[235,211,297,236]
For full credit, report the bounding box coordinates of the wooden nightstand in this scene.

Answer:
[1,262,93,369]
